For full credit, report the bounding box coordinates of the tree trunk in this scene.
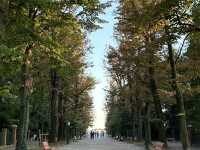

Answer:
[144,103,151,150]
[146,35,167,146]
[148,65,167,145]
[0,0,8,28]
[135,72,143,141]
[49,68,59,143]
[132,109,137,140]
[137,108,143,141]
[166,31,191,150]
[15,45,32,150]
[127,75,138,141]
[58,92,64,141]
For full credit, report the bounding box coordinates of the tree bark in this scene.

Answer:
[135,71,143,141]
[144,103,151,150]
[137,107,143,141]
[58,92,64,141]
[132,109,137,140]
[15,6,37,150]
[146,35,167,146]
[16,45,32,150]
[0,0,8,28]
[49,68,59,143]
[127,74,139,141]
[166,30,191,150]
[148,64,167,145]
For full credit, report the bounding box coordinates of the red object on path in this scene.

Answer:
[42,141,56,150]
[153,143,164,150]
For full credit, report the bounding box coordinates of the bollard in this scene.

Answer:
[11,125,17,145]
[2,128,7,145]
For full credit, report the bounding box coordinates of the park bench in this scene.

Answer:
[42,141,56,150]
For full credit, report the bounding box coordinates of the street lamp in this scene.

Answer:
[187,124,192,144]
[66,121,71,144]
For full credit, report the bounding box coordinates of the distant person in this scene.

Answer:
[94,131,97,139]
[90,131,92,139]
[90,131,94,140]
[101,131,105,138]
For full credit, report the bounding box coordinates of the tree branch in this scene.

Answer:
[175,33,190,64]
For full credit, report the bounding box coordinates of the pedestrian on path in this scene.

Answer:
[90,131,94,140]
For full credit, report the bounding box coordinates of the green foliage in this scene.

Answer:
[0,0,107,146]
[106,1,200,148]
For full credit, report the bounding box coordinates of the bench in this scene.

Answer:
[42,141,56,150]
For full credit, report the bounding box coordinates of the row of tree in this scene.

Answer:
[105,1,200,150]
[0,0,109,150]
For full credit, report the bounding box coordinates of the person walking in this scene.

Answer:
[90,131,93,140]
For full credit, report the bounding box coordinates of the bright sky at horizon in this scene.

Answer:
[87,0,117,129]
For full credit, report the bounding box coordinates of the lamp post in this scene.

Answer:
[187,124,192,145]
[66,121,70,144]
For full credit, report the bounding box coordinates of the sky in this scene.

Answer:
[87,0,117,129]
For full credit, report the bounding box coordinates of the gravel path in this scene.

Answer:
[58,136,144,150]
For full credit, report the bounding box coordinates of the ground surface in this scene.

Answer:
[57,136,200,150]
[1,136,199,150]
[58,136,144,150]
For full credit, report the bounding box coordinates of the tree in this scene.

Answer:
[0,0,109,149]
[106,1,200,150]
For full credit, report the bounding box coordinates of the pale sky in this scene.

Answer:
[87,0,117,129]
